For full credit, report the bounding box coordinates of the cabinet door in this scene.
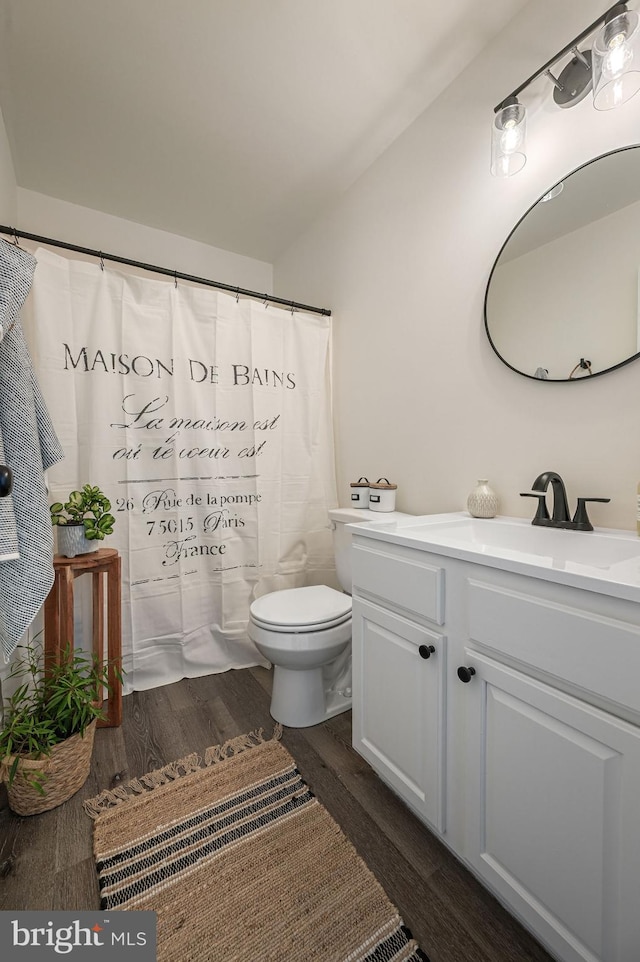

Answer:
[352,598,446,831]
[461,650,640,962]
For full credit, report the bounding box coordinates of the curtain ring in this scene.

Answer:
[236,287,240,303]
[99,251,104,271]
[12,229,20,247]
[174,270,178,290]
[290,301,295,315]
[264,297,269,309]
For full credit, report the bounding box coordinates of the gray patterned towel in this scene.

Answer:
[0,240,64,660]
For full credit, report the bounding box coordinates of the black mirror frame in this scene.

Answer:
[484,144,640,383]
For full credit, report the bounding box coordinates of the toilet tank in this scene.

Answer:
[328,506,411,593]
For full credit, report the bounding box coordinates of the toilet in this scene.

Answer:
[248,506,409,728]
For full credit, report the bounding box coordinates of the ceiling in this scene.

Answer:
[0,0,528,263]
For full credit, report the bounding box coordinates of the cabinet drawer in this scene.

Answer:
[468,579,640,714]
[352,542,444,624]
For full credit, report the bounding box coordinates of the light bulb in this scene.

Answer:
[500,122,523,154]
[611,77,626,105]
[593,8,640,109]
[603,33,632,79]
[490,100,527,177]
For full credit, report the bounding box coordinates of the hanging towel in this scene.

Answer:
[0,240,64,660]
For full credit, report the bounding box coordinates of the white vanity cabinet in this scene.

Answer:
[351,540,447,832]
[462,650,640,962]
[349,516,640,962]
[352,599,446,830]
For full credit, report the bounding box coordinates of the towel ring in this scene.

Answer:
[569,358,592,379]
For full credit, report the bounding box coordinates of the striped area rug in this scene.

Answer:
[85,727,428,962]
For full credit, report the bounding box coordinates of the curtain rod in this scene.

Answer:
[0,225,332,317]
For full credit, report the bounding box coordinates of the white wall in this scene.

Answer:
[274,0,640,531]
[17,189,273,294]
[0,105,17,224]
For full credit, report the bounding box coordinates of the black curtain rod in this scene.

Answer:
[0,225,331,317]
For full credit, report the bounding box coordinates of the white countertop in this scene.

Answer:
[348,512,640,604]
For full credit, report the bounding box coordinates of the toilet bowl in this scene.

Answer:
[250,585,352,728]
[248,507,410,728]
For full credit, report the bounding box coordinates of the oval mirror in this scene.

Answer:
[485,145,640,381]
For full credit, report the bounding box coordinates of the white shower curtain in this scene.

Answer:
[25,248,337,692]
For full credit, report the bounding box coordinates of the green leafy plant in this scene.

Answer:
[0,640,121,793]
[50,483,115,541]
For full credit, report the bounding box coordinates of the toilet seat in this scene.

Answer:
[250,585,352,633]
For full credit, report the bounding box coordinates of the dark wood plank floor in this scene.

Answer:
[0,666,556,962]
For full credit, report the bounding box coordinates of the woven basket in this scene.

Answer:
[1,719,97,816]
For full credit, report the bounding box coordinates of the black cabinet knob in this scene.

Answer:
[457,666,476,683]
[0,465,12,498]
[418,644,435,659]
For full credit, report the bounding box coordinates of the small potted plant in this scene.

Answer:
[50,483,115,558]
[0,638,120,815]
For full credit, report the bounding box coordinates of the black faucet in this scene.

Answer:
[520,471,610,531]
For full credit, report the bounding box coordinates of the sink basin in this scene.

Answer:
[391,516,640,568]
[352,512,640,602]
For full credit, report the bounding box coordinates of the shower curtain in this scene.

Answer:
[26,248,337,692]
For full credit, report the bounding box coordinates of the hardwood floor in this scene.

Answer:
[0,666,555,962]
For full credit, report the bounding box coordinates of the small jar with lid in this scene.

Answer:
[350,477,370,508]
[368,478,397,512]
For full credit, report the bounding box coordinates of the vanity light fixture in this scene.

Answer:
[593,4,640,108]
[540,182,564,201]
[491,2,640,177]
[491,96,527,176]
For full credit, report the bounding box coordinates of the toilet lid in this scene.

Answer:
[250,585,352,630]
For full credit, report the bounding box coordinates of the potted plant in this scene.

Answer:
[50,483,115,558]
[0,639,119,815]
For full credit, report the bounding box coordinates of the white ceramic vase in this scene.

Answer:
[467,479,499,519]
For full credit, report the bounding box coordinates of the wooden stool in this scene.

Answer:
[44,547,122,727]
